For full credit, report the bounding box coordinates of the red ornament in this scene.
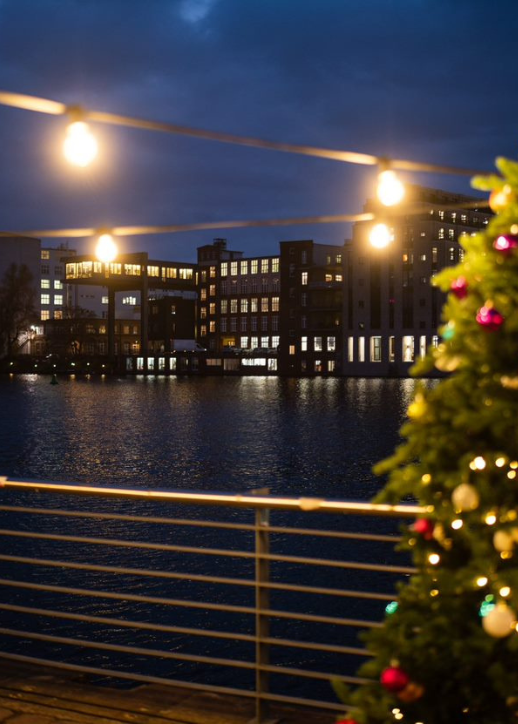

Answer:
[493,234,518,255]
[413,518,435,540]
[476,305,505,331]
[336,720,360,724]
[450,276,468,299]
[380,666,410,693]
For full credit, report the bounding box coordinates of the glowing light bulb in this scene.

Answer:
[451,519,463,530]
[95,234,118,263]
[500,586,511,597]
[369,223,392,249]
[63,121,98,167]
[476,576,488,587]
[485,512,497,525]
[496,457,507,468]
[377,170,405,206]
[428,553,440,566]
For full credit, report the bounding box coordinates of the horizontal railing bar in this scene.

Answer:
[0,529,255,559]
[262,637,371,657]
[0,627,255,670]
[0,505,403,543]
[0,602,257,643]
[0,529,414,575]
[0,478,426,517]
[259,662,370,685]
[0,554,397,601]
[0,504,257,532]
[0,554,253,589]
[0,652,257,700]
[263,691,348,713]
[0,579,381,628]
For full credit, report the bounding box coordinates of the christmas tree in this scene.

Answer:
[335,157,518,724]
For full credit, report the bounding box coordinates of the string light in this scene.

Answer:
[377,168,405,206]
[500,586,511,597]
[496,457,507,468]
[476,576,488,587]
[470,456,486,471]
[95,233,118,263]
[369,223,393,249]
[485,512,497,526]
[451,519,463,530]
[63,121,98,167]
[428,553,440,565]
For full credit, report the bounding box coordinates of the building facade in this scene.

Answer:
[342,186,491,376]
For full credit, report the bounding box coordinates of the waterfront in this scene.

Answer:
[0,374,421,702]
[0,375,419,497]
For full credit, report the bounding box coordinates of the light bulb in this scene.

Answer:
[369,223,393,249]
[95,234,118,263]
[377,170,405,206]
[63,121,98,167]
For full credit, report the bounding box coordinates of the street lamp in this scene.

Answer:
[63,120,98,167]
[377,167,405,207]
[95,233,118,263]
[369,222,393,249]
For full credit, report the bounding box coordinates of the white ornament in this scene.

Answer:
[451,483,480,512]
[482,603,516,638]
[494,530,515,553]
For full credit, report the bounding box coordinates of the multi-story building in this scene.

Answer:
[196,240,281,364]
[343,185,491,376]
[278,240,345,376]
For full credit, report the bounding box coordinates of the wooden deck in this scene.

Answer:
[0,662,338,724]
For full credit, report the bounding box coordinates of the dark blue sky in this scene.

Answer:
[0,0,517,261]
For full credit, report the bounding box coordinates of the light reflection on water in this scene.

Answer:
[0,374,419,497]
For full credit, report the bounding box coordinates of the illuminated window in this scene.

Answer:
[200,288,207,301]
[54,280,63,289]
[240,260,248,274]
[271,296,280,311]
[179,268,193,280]
[200,307,207,319]
[209,303,216,315]
[54,295,63,306]
[449,247,455,262]
[126,264,141,276]
[41,279,50,289]
[461,214,467,223]
[261,259,269,274]
[301,272,308,285]
[221,262,228,277]
[54,310,63,320]
[251,298,258,313]
[251,260,258,274]
[370,336,381,362]
[230,261,238,276]
[209,321,216,333]
[336,254,342,264]
[209,284,216,296]
[220,300,228,314]
[420,254,426,261]
[261,336,269,348]
[41,310,50,320]
[241,298,249,313]
[41,294,50,305]
[314,336,323,351]
[230,299,238,313]
[271,258,279,272]
[327,336,336,352]
[448,229,455,239]
[432,247,438,263]
[358,337,365,362]
[459,248,465,261]
[261,298,269,312]
[147,266,160,277]
[210,266,216,278]
[200,325,207,336]
[102,296,108,304]
[403,335,414,362]
[347,337,354,362]
[301,336,308,351]
[325,274,333,282]
[201,270,207,282]
[123,296,137,305]
[41,250,50,260]
[271,335,279,349]
[420,335,427,358]
[289,344,296,355]
[438,228,445,240]
[438,210,444,220]
[335,274,343,282]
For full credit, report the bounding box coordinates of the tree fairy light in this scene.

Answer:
[369,222,393,248]
[63,121,98,167]
[95,233,118,263]
[377,169,405,206]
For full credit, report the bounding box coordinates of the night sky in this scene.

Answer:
[1,0,517,262]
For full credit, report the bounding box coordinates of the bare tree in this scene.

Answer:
[0,263,38,357]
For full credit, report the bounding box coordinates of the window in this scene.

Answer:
[261,259,269,274]
[370,336,382,362]
[438,228,445,240]
[54,280,63,289]
[389,336,395,362]
[251,260,258,274]
[230,261,238,276]
[289,345,296,355]
[438,210,445,220]
[301,315,307,329]
[251,336,259,349]
[41,294,50,305]
[448,229,455,240]
[449,247,455,262]
[420,335,427,358]
[271,316,279,331]
[251,278,258,293]
[325,274,333,282]
[251,298,258,313]
[200,324,207,337]
[420,254,427,261]
[54,295,63,306]
[54,266,62,276]
[261,298,269,312]
[210,266,216,278]
[261,316,268,331]
[240,317,247,331]
[41,310,50,320]
[271,296,280,312]
[327,336,336,352]
[459,249,465,262]
[289,263,295,277]
[347,337,354,362]
[261,336,269,348]
[41,250,50,260]
[221,300,228,314]
[41,264,49,274]
[220,280,228,295]
[432,247,438,264]
[403,336,414,362]
[230,318,237,331]
[123,296,137,305]
[54,310,63,320]
[314,336,323,351]
[220,318,227,332]
[335,274,343,282]
[328,360,335,372]
[271,258,279,272]
[200,288,207,301]
[209,284,216,296]
[200,307,207,319]
[301,293,307,307]
[461,214,467,223]
[301,336,308,351]
[230,299,238,313]
[251,317,258,331]
[102,296,108,304]
[41,279,50,289]
[240,261,248,275]
[220,262,228,277]
[201,270,207,283]
[301,250,307,264]
[336,254,342,264]
[271,335,279,349]
[147,265,159,277]
[301,272,308,285]
[358,337,365,362]
[240,299,248,313]
[240,278,248,294]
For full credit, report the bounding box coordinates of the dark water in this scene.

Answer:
[0,374,420,701]
[0,374,418,497]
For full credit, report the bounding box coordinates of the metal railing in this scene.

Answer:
[0,476,424,721]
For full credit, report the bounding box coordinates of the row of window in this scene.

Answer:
[41,280,63,290]
[41,294,63,306]
[288,336,337,353]
[346,335,440,363]
[203,316,280,334]
[41,265,62,275]
[220,258,280,277]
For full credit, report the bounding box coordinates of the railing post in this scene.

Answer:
[254,492,271,724]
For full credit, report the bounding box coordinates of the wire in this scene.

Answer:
[0,89,490,176]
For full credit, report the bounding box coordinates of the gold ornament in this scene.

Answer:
[452,483,480,512]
